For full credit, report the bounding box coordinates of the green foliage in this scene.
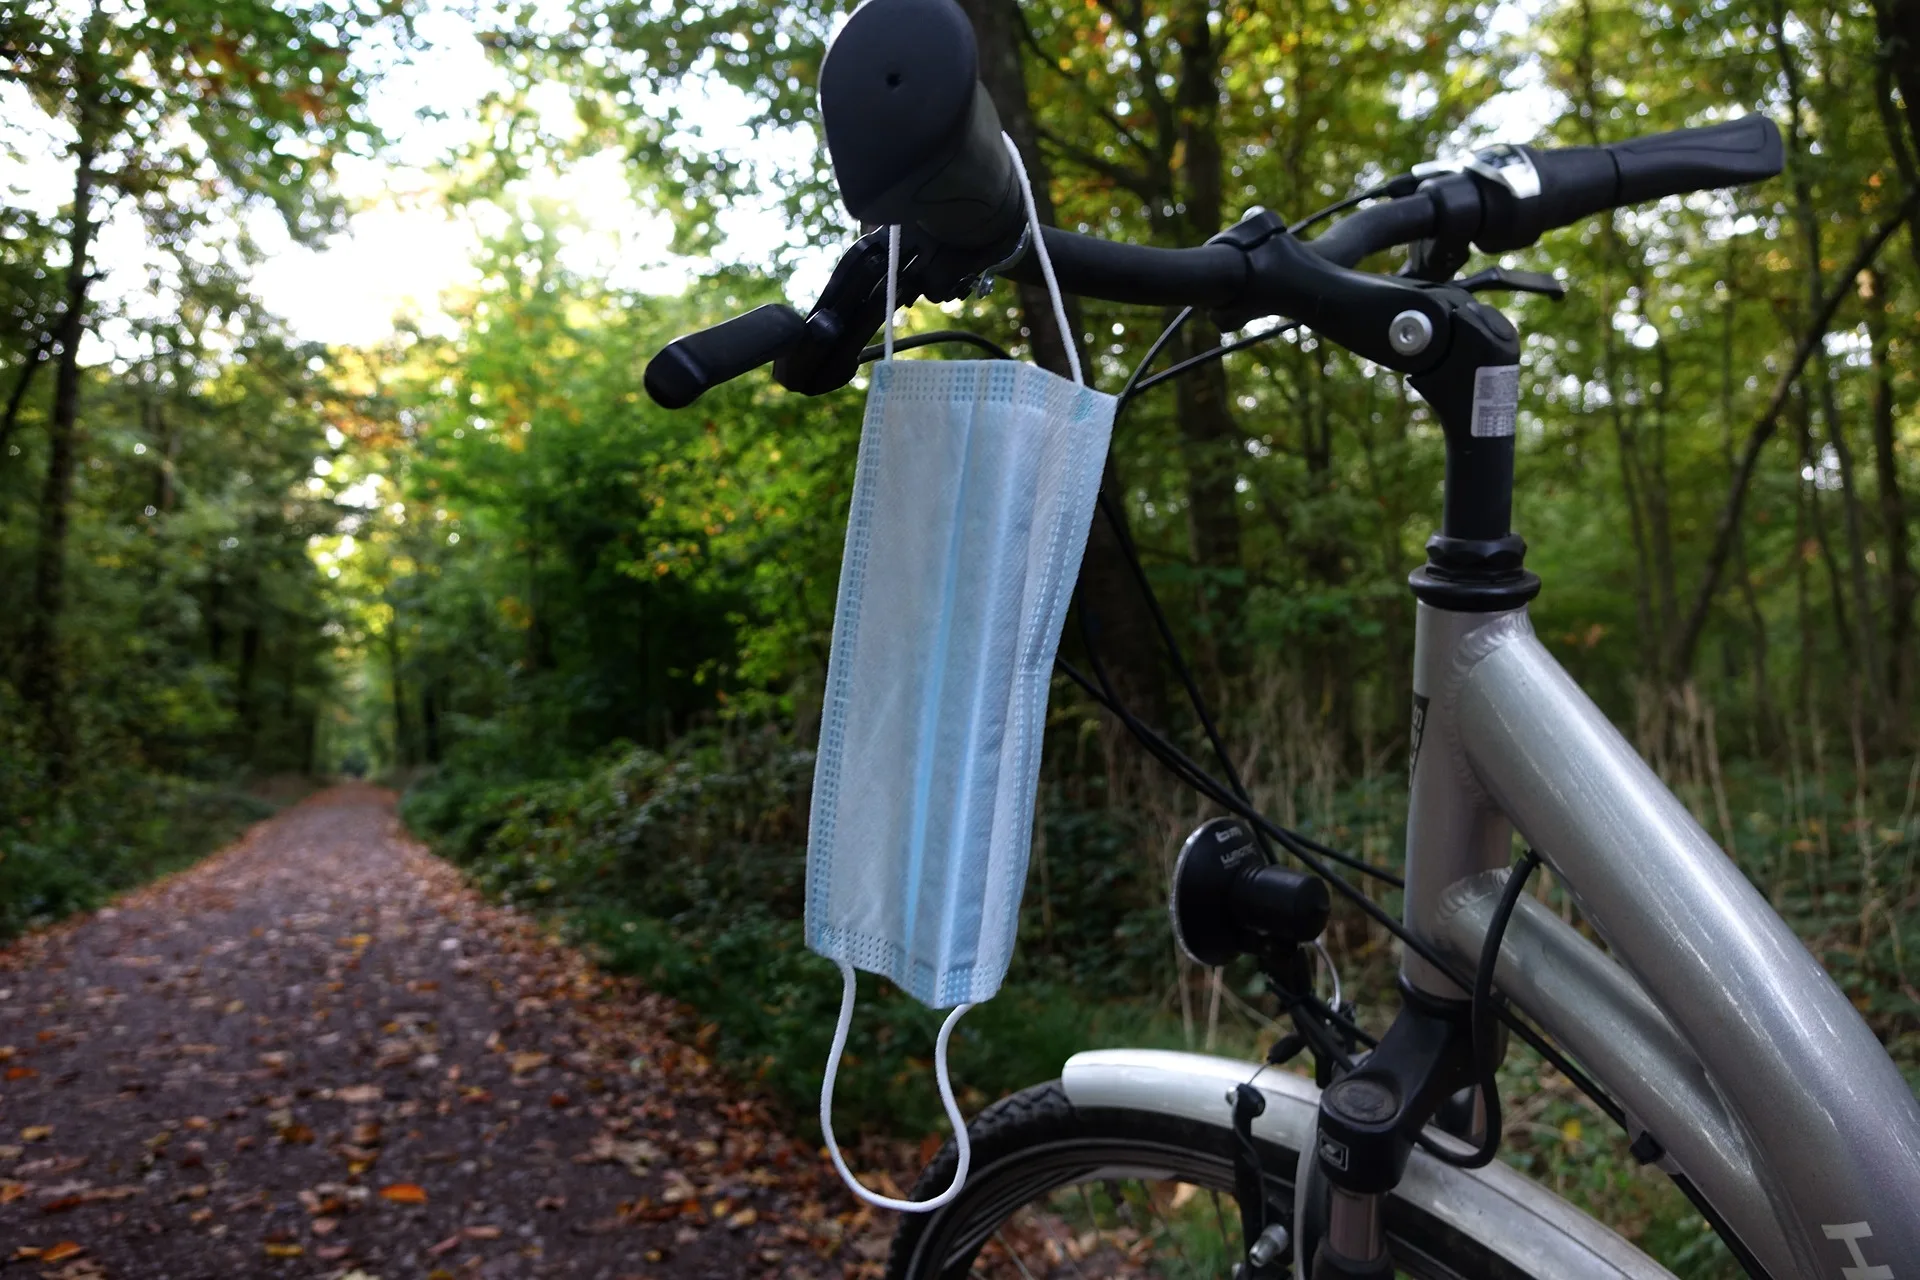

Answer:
[0,0,413,931]
[401,730,1191,1138]
[0,684,277,939]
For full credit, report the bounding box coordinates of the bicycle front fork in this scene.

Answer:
[1307,986,1481,1279]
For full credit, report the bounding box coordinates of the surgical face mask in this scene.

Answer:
[807,134,1118,1212]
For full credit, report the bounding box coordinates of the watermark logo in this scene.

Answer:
[1823,1222,1893,1280]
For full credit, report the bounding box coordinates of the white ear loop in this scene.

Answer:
[883,224,901,362]
[876,136,1079,385]
[1000,133,1082,386]
[819,960,974,1212]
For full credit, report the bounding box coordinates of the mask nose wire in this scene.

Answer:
[878,133,1080,386]
[819,960,974,1212]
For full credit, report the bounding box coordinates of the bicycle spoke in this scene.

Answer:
[1140,1178,1198,1277]
[1035,1196,1093,1280]
[1205,1187,1235,1260]
[991,1228,1042,1280]
[1074,1182,1105,1258]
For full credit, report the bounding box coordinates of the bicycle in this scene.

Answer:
[643,0,1920,1274]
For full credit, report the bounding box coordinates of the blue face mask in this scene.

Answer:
[807,135,1118,1212]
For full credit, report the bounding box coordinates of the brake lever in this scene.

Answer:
[1456,266,1567,301]
[774,224,1015,396]
[772,227,893,396]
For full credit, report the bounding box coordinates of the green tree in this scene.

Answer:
[1,0,403,773]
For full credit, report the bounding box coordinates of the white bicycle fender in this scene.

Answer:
[1062,1048,1676,1280]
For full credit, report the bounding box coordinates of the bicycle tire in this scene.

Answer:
[884,1051,1675,1280]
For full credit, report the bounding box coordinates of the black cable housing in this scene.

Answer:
[857,329,1014,363]
[1420,849,1542,1170]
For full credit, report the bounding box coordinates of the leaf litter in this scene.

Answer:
[0,784,893,1277]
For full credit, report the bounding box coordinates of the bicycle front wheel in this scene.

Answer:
[884,1050,1674,1280]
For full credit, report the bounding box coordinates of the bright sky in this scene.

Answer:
[0,1,1560,352]
[0,0,819,352]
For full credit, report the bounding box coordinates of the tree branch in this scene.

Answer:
[0,330,51,459]
[1092,0,1175,156]
[1013,6,1154,162]
[1035,126,1163,201]
[1669,186,1920,678]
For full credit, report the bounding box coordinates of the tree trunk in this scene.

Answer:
[22,140,98,777]
[238,618,262,757]
[0,332,50,459]
[1172,314,1247,674]
[423,681,444,764]
[1875,0,1920,186]
[1169,0,1246,673]
[1800,394,1855,661]
[388,614,412,770]
[1721,252,1772,743]
[1773,0,1883,714]
[153,399,179,514]
[1819,352,1885,719]
[958,0,1168,729]
[1572,1,1662,675]
[1866,270,1917,718]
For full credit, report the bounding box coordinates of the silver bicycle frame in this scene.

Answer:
[1401,601,1920,1277]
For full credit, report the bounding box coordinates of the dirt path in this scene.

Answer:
[0,786,885,1280]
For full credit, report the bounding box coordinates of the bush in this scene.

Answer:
[0,766,275,940]
[402,727,1193,1141]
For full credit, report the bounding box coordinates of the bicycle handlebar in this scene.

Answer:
[642,0,1783,408]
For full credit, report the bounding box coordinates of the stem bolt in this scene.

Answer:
[1388,310,1433,356]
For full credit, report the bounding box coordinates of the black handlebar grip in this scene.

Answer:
[1507,115,1783,250]
[819,0,1022,251]
[643,304,806,409]
[1608,114,1784,205]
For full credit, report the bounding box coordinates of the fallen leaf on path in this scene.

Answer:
[428,1235,460,1256]
[582,1132,662,1175]
[0,1182,26,1204]
[463,1225,501,1239]
[6,1066,36,1080]
[509,1051,549,1075]
[41,1242,84,1262]
[262,1242,304,1258]
[379,1182,428,1204]
[20,1126,52,1142]
[334,1084,382,1104]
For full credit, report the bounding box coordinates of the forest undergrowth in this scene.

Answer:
[400,693,1920,1280]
